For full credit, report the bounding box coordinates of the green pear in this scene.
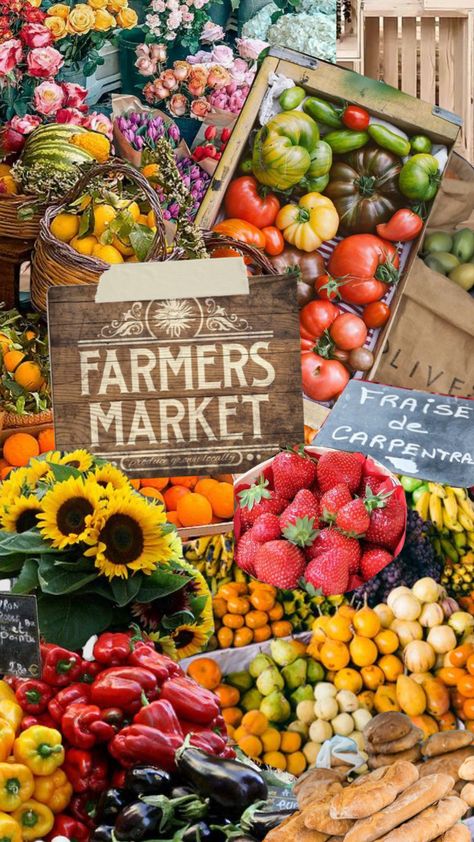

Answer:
[282,657,307,690]
[226,670,253,692]
[241,688,263,711]
[260,690,291,724]
[256,666,284,696]
[307,659,325,684]
[270,638,300,667]
[290,684,314,708]
[249,653,274,679]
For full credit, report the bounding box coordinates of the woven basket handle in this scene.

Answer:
[201,232,278,275]
[62,159,167,261]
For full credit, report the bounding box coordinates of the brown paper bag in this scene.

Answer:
[111,94,190,167]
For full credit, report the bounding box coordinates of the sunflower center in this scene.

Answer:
[65,460,81,468]
[174,629,194,648]
[100,513,144,564]
[16,509,41,533]
[57,497,94,535]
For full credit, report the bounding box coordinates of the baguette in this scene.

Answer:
[364,713,412,746]
[376,796,468,842]
[436,824,471,842]
[303,794,354,835]
[458,756,474,781]
[419,747,474,781]
[263,811,329,842]
[367,744,421,769]
[368,727,422,755]
[297,780,343,811]
[460,781,474,805]
[422,731,473,758]
[343,773,454,842]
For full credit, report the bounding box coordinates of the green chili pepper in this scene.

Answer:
[368,124,411,157]
[303,96,343,129]
[410,134,432,154]
[324,129,369,153]
[279,86,306,111]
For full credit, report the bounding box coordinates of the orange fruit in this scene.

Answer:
[139,477,169,490]
[248,582,276,594]
[170,475,198,488]
[206,482,234,519]
[215,684,240,708]
[222,613,244,630]
[187,657,221,690]
[374,629,399,655]
[249,590,275,612]
[177,492,213,527]
[280,732,301,753]
[449,644,473,668]
[3,350,25,372]
[218,583,247,600]
[437,667,466,687]
[140,487,165,506]
[464,699,474,720]
[245,610,269,630]
[194,478,219,497]
[319,639,350,671]
[238,734,263,758]
[217,627,233,648]
[164,485,190,510]
[166,511,181,527]
[38,428,55,453]
[467,654,474,676]
[226,596,250,615]
[261,729,281,752]
[253,625,272,643]
[241,710,268,735]
[267,603,284,621]
[14,361,44,391]
[233,627,253,647]
[271,620,293,639]
[212,598,227,619]
[0,332,11,354]
[286,751,306,776]
[263,751,286,771]
[3,433,39,467]
[222,706,242,727]
[459,675,474,699]
[0,466,12,479]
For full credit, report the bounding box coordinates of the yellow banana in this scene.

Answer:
[415,490,431,522]
[459,511,474,532]
[442,508,464,533]
[459,495,474,518]
[429,493,444,530]
[443,488,459,521]
[428,482,446,498]
[452,487,468,500]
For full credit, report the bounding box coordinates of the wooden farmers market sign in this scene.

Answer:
[316,380,474,486]
[47,263,304,477]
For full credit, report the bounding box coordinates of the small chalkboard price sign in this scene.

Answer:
[266,785,298,813]
[316,380,474,486]
[0,594,41,678]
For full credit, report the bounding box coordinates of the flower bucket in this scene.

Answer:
[118,27,149,97]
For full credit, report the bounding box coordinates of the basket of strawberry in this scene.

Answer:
[234,447,407,596]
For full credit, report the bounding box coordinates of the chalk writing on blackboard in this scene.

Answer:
[0,594,41,677]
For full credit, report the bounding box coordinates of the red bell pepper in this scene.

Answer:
[70,793,99,829]
[93,632,132,665]
[79,660,102,684]
[48,683,91,723]
[109,724,182,771]
[20,712,57,731]
[127,642,177,683]
[61,704,116,749]
[42,645,83,687]
[63,748,109,794]
[15,679,53,714]
[111,768,126,788]
[159,677,219,725]
[133,699,183,735]
[90,667,157,712]
[101,707,125,729]
[190,731,227,755]
[49,815,89,842]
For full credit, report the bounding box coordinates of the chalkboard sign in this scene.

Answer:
[316,380,474,486]
[0,594,41,677]
[266,785,298,812]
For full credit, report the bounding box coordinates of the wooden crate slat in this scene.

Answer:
[381,17,399,87]
[363,17,380,78]
[438,17,457,114]
[401,17,418,96]
[419,15,437,103]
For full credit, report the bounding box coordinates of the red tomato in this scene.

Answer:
[329,313,368,350]
[301,352,350,402]
[363,301,391,329]
[328,234,400,305]
[342,105,370,131]
[376,209,423,242]
[314,273,341,302]
[299,299,340,340]
[224,176,280,227]
[261,225,284,256]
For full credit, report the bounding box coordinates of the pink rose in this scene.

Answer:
[82,111,113,139]
[150,43,167,62]
[136,55,156,76]
[200,20,224,43]
[0,39,23,76]
[152,83,169,100]
[21,23,53,48]
[187,50,212,64]
[207,64,230,89]
[169,93,187,117]
[210,44,234,67]
[33,80,65,115]
[55,106,85,125]
[190,97,211,118]
[188,81,205,97]
[230,57,248,84]
[27,45,63,77]
[62,82,88,110]
[173,60,190,81]
[161,69,178,90]
[9,114,42,135]
[236,36,268,60]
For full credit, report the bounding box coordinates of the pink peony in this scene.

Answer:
[210,44,234,67]
[190,97,211,118]
[33,80,65,115]
[0,39,23,76]
[27,45,63,77]
[236,36,268,60]
[55,107,85,125]
[10,114,42,135]
[208,90,228,109]
[21,23,53,48]
[169,93,187,117]
[200,20,224,43]
[82,111,113,139]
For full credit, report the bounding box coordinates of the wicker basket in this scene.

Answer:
[1,407,53,432]
[0,193,42,240]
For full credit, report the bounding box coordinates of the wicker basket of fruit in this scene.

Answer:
[0,309,51,431]
[0,164,41,240]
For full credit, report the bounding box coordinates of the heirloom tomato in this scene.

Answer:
[261,226,284,256]
[300,299,340,340]
[276,192,339,252]
[224,176,280,228]
[399,153,440,201]
[329,313,368,350]
[301,352,349,402]
[328,234,400,304]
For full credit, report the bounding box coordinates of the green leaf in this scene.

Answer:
[38,594,113,649]
[78,205,94,238]
[38,555,97,595]
[0,530,58,555]
[135,568,191,603]
[47,462,82,481]
[129,224,154,262]
[0,553,26,574]
[161,609,194,631]
[110,575,142,607]
[11,558,39,594]
[188,594,208,620]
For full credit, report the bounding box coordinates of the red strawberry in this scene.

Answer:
[360,546,392,580]
[251,513,281,543]
[283,516,319,548]
[280,489,319,530]
[316,451,363,494]
[254,540,305,588]
[348,574,364,590]
[234,531,259,576]
[320,483,352,522]
[335,498,370,536]
[272,449,318,499]
[365,492,405,550]
[359,476,385,496]
[305,550,350,595]
[238,476,288,530]
[306,528,360,574]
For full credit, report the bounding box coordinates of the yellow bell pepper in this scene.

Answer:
[13,727,64,778]
[0,763,34,812]
[0,810,21,842]
[33,769,72,813]
[11,800,54,841]
[0,722,15,763]
[0,702,22,733]
[0,683,17,705]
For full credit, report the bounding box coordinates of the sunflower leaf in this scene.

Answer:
[37,594,113,649]
[188,594,208,621]
[38,555,97,595]
[161,609,195,631]
[11,558,39,594]
[0,529,59,554]
[46,463,82,482]
[0,552,27,573]
[110,576,142,607]
[135,568,192,603]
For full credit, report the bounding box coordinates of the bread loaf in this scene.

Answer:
[364,713,412,746]
[343,773,454,842]
[368,744,421,769]
[303,794,354,835]
[460,781,474,805]
[263,810,329,842]
[436,824,471,841]
[367,727,422,755]
[419,748,474,781]
[376,796,467,842]
[297,779,343,811]
[329,779,399,820]
[458,756,474,781]
[422,731,473,758]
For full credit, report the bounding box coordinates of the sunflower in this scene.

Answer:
[84,490,179,580]
[60,449,95,472]
[174,559,213,624]
[1,495,43,533]
[89,464,130,492]
[27,452,61,484]
[37,475,103,549]
[170,620,213,659]
[0,468,36,503]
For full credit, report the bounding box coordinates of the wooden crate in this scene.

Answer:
[363,1,474,162]
[337,0,363,61]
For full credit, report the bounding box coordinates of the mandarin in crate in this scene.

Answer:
[3,433,39,467]
[139,477,169,490]
[249,589,275,612]
[3,350,25,372]
[38,428,55,453]
[206,482,234,519]
[195,478,219,496]
[171,475,198,488]
[164,485,190,510]
[14,361,44,391]
[187,657,221,690]
[0,466,12,479]
[140,488,165,505]
[177,492,213,527]
[166,512,181,526]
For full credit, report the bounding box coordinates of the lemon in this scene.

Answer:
[51,213,80,243]
[70,235,98,256]
[93,204,116,237]
[117,199,140,222]
[147,210,156,228]
[92,244,124,264]
[112,236,135,257]
[137,213,149,225]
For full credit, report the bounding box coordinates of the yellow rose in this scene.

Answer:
[44,15,68,38]
[66,3,96,34]
[107,0,126,10]
[26,0,42,7]
[94,8,115,29]
[88,0,108,9]
[47,3,70,18]
[116,6,138,28]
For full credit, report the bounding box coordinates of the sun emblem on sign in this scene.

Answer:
[151,299,195,338]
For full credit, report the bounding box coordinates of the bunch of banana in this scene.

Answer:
[441,552,474,594]
[183,532,240,593]
[279,587,345,631]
